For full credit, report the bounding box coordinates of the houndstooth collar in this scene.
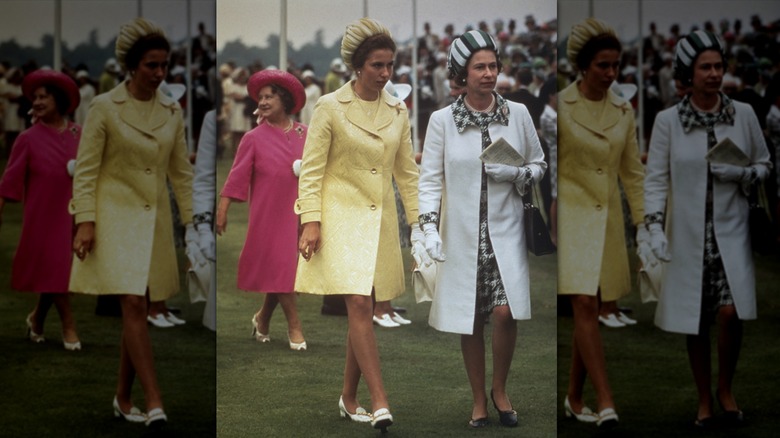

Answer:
[452,92,510,133]
[677,92,735,133]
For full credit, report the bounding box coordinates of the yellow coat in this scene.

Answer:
[68,82,193,300]
[294,81,419,300]
[557,81,644,300]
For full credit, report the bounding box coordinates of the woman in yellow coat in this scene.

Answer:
[296,18,423,432]
[69,18,193,429]
[556,18,647,428]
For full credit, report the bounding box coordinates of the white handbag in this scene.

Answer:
[412,260,438,303]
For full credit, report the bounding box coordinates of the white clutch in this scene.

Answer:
[412,261,438,303]
[638,261,663,304]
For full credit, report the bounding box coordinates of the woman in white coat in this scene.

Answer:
[644,30,771,427]
[418,30,546,428]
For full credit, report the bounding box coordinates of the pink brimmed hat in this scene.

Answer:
[22,69,80,114]
[246,70,306,115]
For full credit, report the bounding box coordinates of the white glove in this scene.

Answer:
[484,163,521,183]
[196,223,216,261]
[185,223,208,267]
[710,163,751,183]
[67,159,76,176]
[635,226,657,267]
[646,222,671,262]
[421,222,446,262]
[410,223,433,267]
[292,159,302,177]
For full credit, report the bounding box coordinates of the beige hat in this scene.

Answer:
[115,17,166,70]
[340,17,391,71]
[566,18,616,69]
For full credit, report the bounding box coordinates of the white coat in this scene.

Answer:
[418,100,546,334]
[645,100,771,334]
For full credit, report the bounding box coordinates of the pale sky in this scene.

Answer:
[559,0,779,42]
[0,0,216,47]
[217,0,556,50]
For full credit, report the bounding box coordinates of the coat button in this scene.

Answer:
[595,204,602,211]
[370,204,377,210]
[145,168,152,174]
[371,168,377,174]
[144,204,151,211]
[596,168,603,174]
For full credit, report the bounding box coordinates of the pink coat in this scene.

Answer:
[221,121,306,292]
[0,122,80,292]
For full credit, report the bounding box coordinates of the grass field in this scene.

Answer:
[214,158,558,437]
[0,160,216,437]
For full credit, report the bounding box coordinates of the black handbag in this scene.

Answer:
[523,185,556,256]
[748,182,775,255]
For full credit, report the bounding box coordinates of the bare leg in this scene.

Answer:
[148,300,166,318]
[255,293,279,335]
[374,300,394,318]
[569,294,614,411]
[51,294,79,343]
[343,293,388,412]
[277,293,304,343]
[30,293,56,333]
[716,305,742,412]
[341,330,364,412]
[117,294,163,412]
[462,313,488,420]
[686,319,713,421]
[567,330,589,412]
[599,300,619,318]
[490,305,517,411]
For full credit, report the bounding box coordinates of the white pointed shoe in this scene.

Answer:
[113,396,146,423]
[147,314,175,328]
[288,333,307,351]
[371,408,394,432]
[597,407,619,428]
[145,407,167,429]
[26,314,45,343]
[389,312,411,325]
[164,312,186,325]
[251,316,270,342]
[598,314,626,328]
[616,312,637,325]
[338,396,371,423]
[373,314,400,328]
[63,338,82,351]
[564,396,598,423]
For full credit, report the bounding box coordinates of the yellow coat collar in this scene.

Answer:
[335,80,405,136]
[561,81,631,135]
[111,81,179,136]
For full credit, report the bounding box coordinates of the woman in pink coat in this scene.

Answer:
[0,70,82,350]
[217,69,307,350]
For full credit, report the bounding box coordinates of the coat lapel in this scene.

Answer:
[113,83,177,138]
[563,82,629,137]
[337,82,403,137]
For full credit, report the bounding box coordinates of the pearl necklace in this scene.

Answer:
[464,94,496,113]
[267,118,293,133]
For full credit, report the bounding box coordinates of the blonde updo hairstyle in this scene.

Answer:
[340,18,396,72]
[115,17,170,71]
[566,18,622,73]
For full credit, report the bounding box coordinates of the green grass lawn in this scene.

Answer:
[0,160,216,437]
[215,158,558,437]
[557,251,780,438]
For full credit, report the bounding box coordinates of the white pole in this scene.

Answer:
[411,0,419,153]
[137,0,142,17]
[186,0,194,153]
[54,0,62,70]
[637,0,645,153]
[279,0,288,71]
[364,0,368,17]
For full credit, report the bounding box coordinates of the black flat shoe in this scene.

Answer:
[469,417,489,428]
[490,390,518,427]
[721,410,746,427]
[694,416,713,428]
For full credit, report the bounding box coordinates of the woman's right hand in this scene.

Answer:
[298,222,321,261]
[73,222,95,261]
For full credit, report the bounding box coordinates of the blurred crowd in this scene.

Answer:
[0,21,219,161]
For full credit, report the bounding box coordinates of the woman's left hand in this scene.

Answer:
[73,222,95,261]
[710,163,751,183]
